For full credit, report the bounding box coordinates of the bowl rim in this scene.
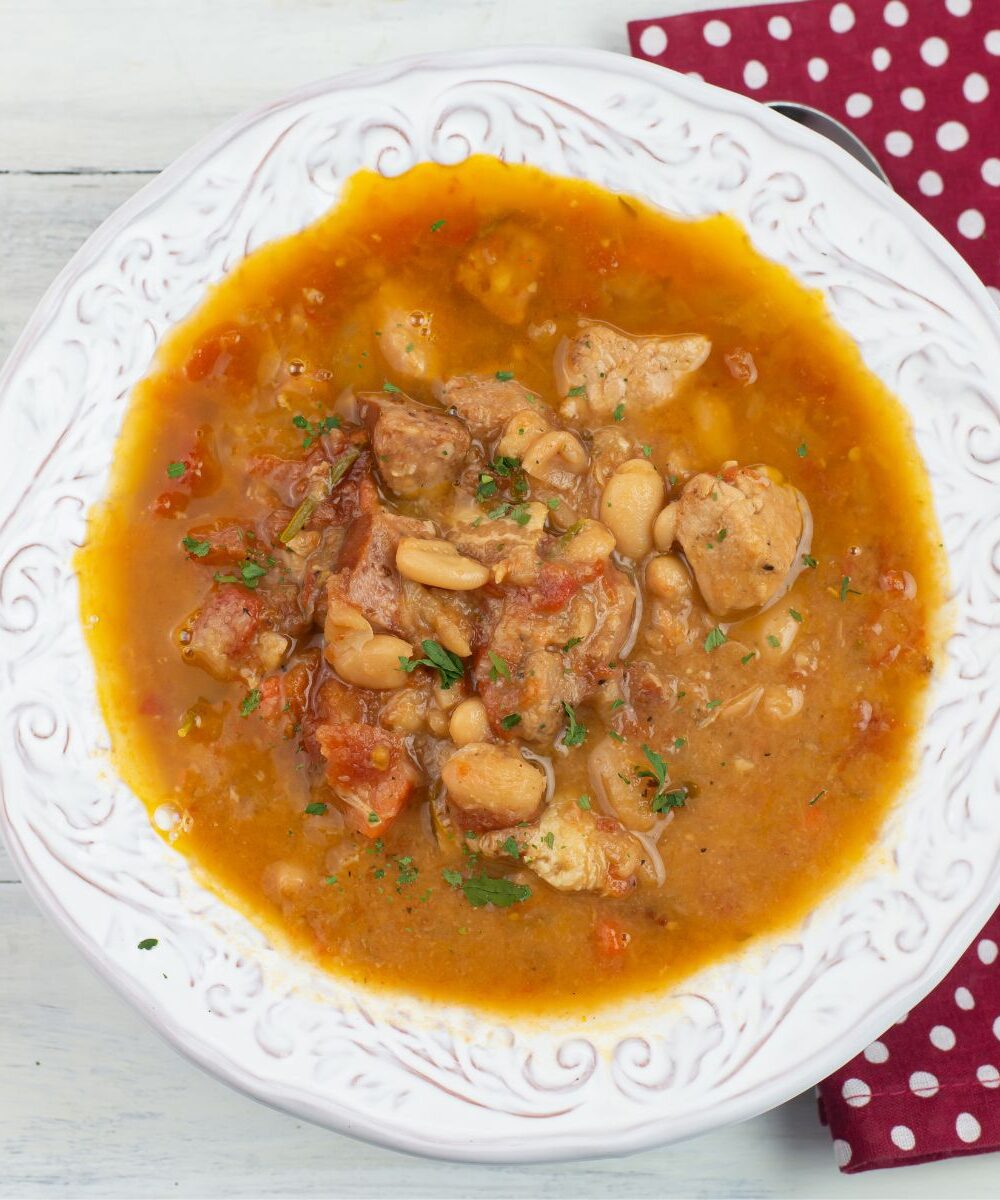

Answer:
[2,45,999,1163]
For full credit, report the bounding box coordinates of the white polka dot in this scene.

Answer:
[976,1064,1000,1089]
[769,16,792,41]
[744,60,768,90]
[686,71,704,81]
[955,986,976,1010]
[895,1011,909,1025]
[979,938,999,964]
[983,159,1000,187]
[831,3,855,33]
[890,1124,916,1151]
[884,1,909,26]
[964,72,990,103]
[930,1024,957,1050]
[901,86,925,111]
[808,57,829,82]
[704,19,731,47]
[919,170,944,197]
[885,130,913,157]
[956,1112,982,1143]
[846,93,873,118]
[986,30,1000,56]
[833,1138,853,1167]
[922,36,950,66]
[994,1015,1000,1041]
[946,0,972,15]
[842,1077,872,1107]
[864,1039,890,1064]
[639,25,668,57]
[872,46,892,71]
[910,1070,940,1098]
[937,120,969,150]
[958,208,985,239]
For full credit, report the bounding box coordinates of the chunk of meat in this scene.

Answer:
[180,585,291,682]
[455,222,548,325]
[447,503,548,587]
[316,721,420,837]
[359,393,470,499]
[328,510,436,634]
[666,466,802,616]
[554,320,711,420]
[442,742,547,831]
[438,374,546,441]
[478,798,645,896]
[474,559,635,746]
[257,650,319,738]
[181,517,257,565]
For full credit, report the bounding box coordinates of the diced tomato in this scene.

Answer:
[153,425,222,516]
[533,562,585,613]
[184,327,257,383]
[315,721,419,837]
[594,917,632,960]
[257,652,318,738]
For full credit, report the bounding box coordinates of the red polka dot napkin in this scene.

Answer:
[628,0,1000,305]
[629,0,1000,1172]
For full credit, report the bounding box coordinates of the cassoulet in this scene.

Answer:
[79,157,943,1015]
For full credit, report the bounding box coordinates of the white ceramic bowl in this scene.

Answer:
[1,48,999,1163]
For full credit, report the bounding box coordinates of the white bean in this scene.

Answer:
[442,743,546,824]
[449,698,490,747]
[600,458,665,559]
[396,537,490,590]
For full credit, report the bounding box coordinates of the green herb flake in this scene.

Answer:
[704,626,728,653]
[789,608,804,623]
[400,639,465,690]
[796,442,808,458]
[501,836,521,859]
[717,527,728,542]
[567,385,587,398]
[577,794,592,811]
[495,370,515,381]
[546,497,560,510]
[442,868,463,888]
[137,938,158,951]
[500,712,522,730]
[324,876,338,886]
[839,574,861,601]
[561,702,588,748]
[460,873,531,909]
[612,402,626,422]
[802,554,818,569]
[674,737,687,750]
[766,634,781,648]
[561,637,582,652]
[382,380,402,394]
[430,219,446,232]
[542,832,555,849]
[741,650,757,665]
[166,461,186,480]
[182,536,211,558]
[610,698,625,711]
[491,455,521,477]
[239,688,262,718]
[705,699,722,710]
[475,473,498,501]
[809,789,827,806]
[367,811,381,825]
[304,801,328,816]
[652,788,688,813]
[488,651,511,682]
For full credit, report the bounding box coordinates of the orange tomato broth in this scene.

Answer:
[78,156,944,1017]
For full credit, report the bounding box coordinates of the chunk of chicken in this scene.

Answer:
[359,394,470,499]
[664,466,803,616]
[478,797,645,896]
[438,374,547,441]
[555,320,711,420]
[455,222,548,325]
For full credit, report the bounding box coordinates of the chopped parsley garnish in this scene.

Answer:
[640,744,668,788]
[487,501,531,525]
[577,795,592,810]
[610,698,625,711]
[367,811,381,825]
[674,737,687,749]
[382,379,402,393]
[766,634,781,649]
[399,639,464,689]
[501,836,521,859]
[653,788,688,812]
[567,385,587,398]
[430,219,446,232]
[442,868,463,888]
[239,688,262,718]
[137,938,158,950]
[641,444,652,457]
[561,637,582,652]
[802,554,818,569]
[488,651,511,682]
[809,789,827,806]
[717,527,728,542]
[789,608,803,623]
[395,856,418,888]
[546,497,560,510]
[325,876,339,886]
[612,402,626,422]
[839,574,861,601]
[460,873,531,909]
[796,442,808,457]
[741,650,758,665]
[475,472,498,501]
[166,461,186,479]
[500,712,522,730]
[636,744,687,812]
[291,411,340,448]
[304,801,328,816]
[561,702,588,747]
[491,455,521,477]
[542,831,555,849]
[182,536,211,558]
[705,699,722,710]
[495,370,515,381]
[704,626,727,653]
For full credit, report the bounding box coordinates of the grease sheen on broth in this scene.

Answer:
[79,158,943,1016]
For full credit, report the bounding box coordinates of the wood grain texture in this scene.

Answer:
[1,1,997,1195]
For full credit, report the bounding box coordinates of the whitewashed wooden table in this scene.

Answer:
[1,2,996,1195]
